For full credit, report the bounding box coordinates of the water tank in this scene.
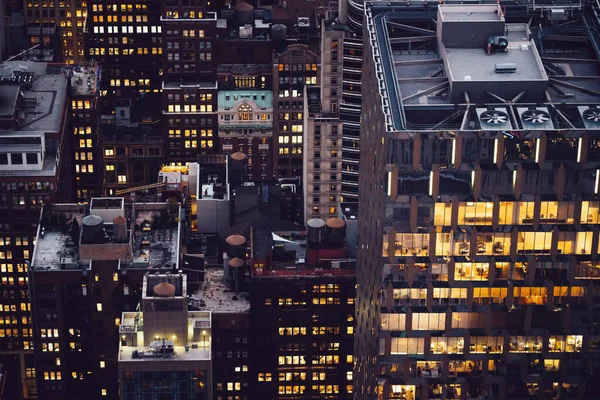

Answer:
[271,24,287,41]
[235,0,254,26]
[81,215,104,244]
[306,218,326,247]
[153,282,176,297]
[325,217,346,246]
[230,151,247,170]
[113,215,128,243]
[228,257,245,268]
[226,234,246,259]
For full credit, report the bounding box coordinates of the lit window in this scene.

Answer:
[100,361,105,368]
[96,303,102,312]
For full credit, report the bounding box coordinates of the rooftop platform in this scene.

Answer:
[365,1,600,132]
[0,62,68,133]
[31,200,181,271]
[119,344,210,362]
[190,268,250,313]
[70,64,100,97]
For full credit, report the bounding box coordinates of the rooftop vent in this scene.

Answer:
[495,63,517,74]
[486,36,508,55]
[578,106,600,129]
[517,107,554,130]
[477,108,512,130]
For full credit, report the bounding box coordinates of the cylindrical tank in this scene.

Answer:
[113,215,128,243]
[271,24,287,41]
[81,215,104,244]
[325,217,346,246]
[226,234,246,259]
[230,152,247,170]
[228,257,245,268]
[306,218,326,248]
[235,0,254,25]
[153,282,176,297]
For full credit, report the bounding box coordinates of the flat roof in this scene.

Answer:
[0,84,20,116]
[444,28,546,82]
[32,202,181,271]
[190,268,250,313]
[365,2,600,132]
[119,345,210,362]
[70,64,100,97]
[438,4,503,22]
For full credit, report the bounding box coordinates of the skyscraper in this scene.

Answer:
[357,2,600,399]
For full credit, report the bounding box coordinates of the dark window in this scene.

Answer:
[11,154,23,164]
[26,153,38,164]
[0,154,7,165]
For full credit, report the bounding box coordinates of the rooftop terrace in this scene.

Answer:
[31,200,181,271]
[366,2,600,132]
[190,268,250,313]
[70,64,100,97]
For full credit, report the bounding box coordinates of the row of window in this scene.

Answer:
[383,335,587,355]
[383,230,600,258]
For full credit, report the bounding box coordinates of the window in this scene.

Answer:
[390,338,425,355]
[238,104,252,120]
[96,303,103,312]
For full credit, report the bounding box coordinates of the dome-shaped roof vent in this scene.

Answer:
[153,282,176,297]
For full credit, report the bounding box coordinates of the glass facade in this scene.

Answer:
[121,370,208,400]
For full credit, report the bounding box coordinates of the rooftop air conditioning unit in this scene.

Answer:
[578,106,600,129]
[517,107,554,130]
[476,108,512,130]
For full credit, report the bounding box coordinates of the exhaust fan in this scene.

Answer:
[578,106,600,129]
[476,108,512,130]
[517,107,554,130]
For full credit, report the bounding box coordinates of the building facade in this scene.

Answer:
[70,63,102,202]
[272,44,319,180]
[30,198,181,400]
[0,60,73,399]
[217,90,274,182]
[356,2,600,400]
[249,222,356,399]
[161,1,218,164]
[24,0,87,64]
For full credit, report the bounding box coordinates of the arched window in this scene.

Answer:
[238,104,253,121]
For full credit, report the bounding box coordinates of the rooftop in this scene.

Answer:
[190,268,250,313]
[0,61,67,133]
[366,2,600,132]
[119,344,210,362]
[218,90,273,109]
[70,64,100,97]
[31,200,181,271]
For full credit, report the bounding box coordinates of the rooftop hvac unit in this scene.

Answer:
[517,107,554,130]
[578,106,600,129]
[476,108,512,130]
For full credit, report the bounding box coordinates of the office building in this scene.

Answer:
[0,60,73,399]
[161,2,218,164]
[302,13,345,221]
[24,0,87,64]
[356,2,600,399]
[217,90,274,182]
[118,272,212,400]
[84,0,163,115]
[70,62,102,202]
[101,100,163,197]
[338,0,363,202]
[30,198,181,399]
[273,44,319,179]
[249,219,356,399]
